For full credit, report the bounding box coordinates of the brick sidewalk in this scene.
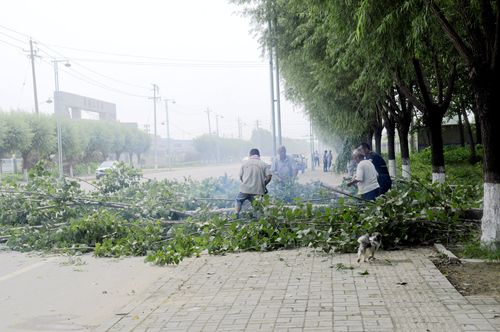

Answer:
[96,248,499,332]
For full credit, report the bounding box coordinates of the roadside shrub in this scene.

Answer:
[96,162,142,194]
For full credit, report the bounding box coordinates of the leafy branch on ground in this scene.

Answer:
[0,162,483,265]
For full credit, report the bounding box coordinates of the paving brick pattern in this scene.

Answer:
[96,248,498,332]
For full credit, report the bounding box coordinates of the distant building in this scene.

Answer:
[417,116,477,151]
[54,91,116,121]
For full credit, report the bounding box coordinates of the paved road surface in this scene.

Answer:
[97,248,499,332]
[78,163,344,191]
[0,251,167,331]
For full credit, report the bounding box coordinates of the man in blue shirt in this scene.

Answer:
[358,143,392,195]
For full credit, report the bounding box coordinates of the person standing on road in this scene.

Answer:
[322,150,328,172]
[314,151,320,167]
[327,150,333,171]
[271,146,297,182]
[347,148,380,201]
[235,148,272,218]
[358,143,392,195]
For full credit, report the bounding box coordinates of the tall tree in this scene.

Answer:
[428,0,500,247]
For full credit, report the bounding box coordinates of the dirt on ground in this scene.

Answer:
[431,255,500,297]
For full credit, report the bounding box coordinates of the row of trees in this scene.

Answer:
[233,0,499,247]
[0,112,150,174]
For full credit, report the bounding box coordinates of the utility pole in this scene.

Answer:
[52,59,71,179]
[29,38,39,114]
[255,120,261,130]
[164,99,175,169]
[310,116,315,171]
[215,114,223,137]
[237,117,243,139]
[274,33,283,146]
[151,84,159,169]
[205,108,212,134]
[267,12,277,157]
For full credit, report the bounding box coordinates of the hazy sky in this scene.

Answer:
[0,0,310,140]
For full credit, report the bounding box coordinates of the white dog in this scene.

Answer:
[357,232,382,262]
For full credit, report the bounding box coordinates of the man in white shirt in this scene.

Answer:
[235,148,272,218]
[347,148,380,200]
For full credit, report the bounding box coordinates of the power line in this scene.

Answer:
[0,30,26,46]
[0,24,29,38]
[36,43,150,90]
[0,28,151,96]
[0,38,24,51]
[39,58,149,98]
[36,43,151,93]
[66,57,266,68]
[41,42,264,64]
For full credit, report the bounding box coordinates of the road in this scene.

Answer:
[0,165,344,331]
[142,163,343,186]
[142,163,241,181]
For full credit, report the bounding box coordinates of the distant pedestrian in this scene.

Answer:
[327,150,333,171]
[347,148,380,201]
[235,148,272,218]
[323,150,328,172]
[314,151,320,167]
[358,143,392,195]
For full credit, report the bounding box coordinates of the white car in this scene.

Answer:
[95,161,118,179]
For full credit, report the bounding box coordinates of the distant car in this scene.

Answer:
[95,161,118,179]
[291,154,307,173]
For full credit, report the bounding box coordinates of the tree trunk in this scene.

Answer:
[461,109,477,163]
[22,153,29,181]
[474,73,500,248]
[374,126,383,155]
[398,127,411,179]
[472,108,482,145]
[458,112,465,147]
[386,121,396,177]
[129,152,134,166]
[428,109,446,183]
[364,129,374,149]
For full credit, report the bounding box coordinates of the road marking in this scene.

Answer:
[0,257,57,283]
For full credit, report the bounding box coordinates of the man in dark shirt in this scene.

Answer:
[358,143,392,194]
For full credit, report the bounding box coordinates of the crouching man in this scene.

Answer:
[235,148,272,218]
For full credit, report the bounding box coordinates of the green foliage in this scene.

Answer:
[409,146,483,186]
[145,178,479,264]
[0,161,482,266]
[0,112,150,171]
[460,239,500,261]
[5,210,165,256]
[0,163,84,226]
[96,162,142,194]
[72,162,99,176]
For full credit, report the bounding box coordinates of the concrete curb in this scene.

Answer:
[434,243,461,263]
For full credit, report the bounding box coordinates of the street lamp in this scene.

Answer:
[164,98,175,169]
[52,59,71,179]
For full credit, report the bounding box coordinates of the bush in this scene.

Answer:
[96,162,142,194]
